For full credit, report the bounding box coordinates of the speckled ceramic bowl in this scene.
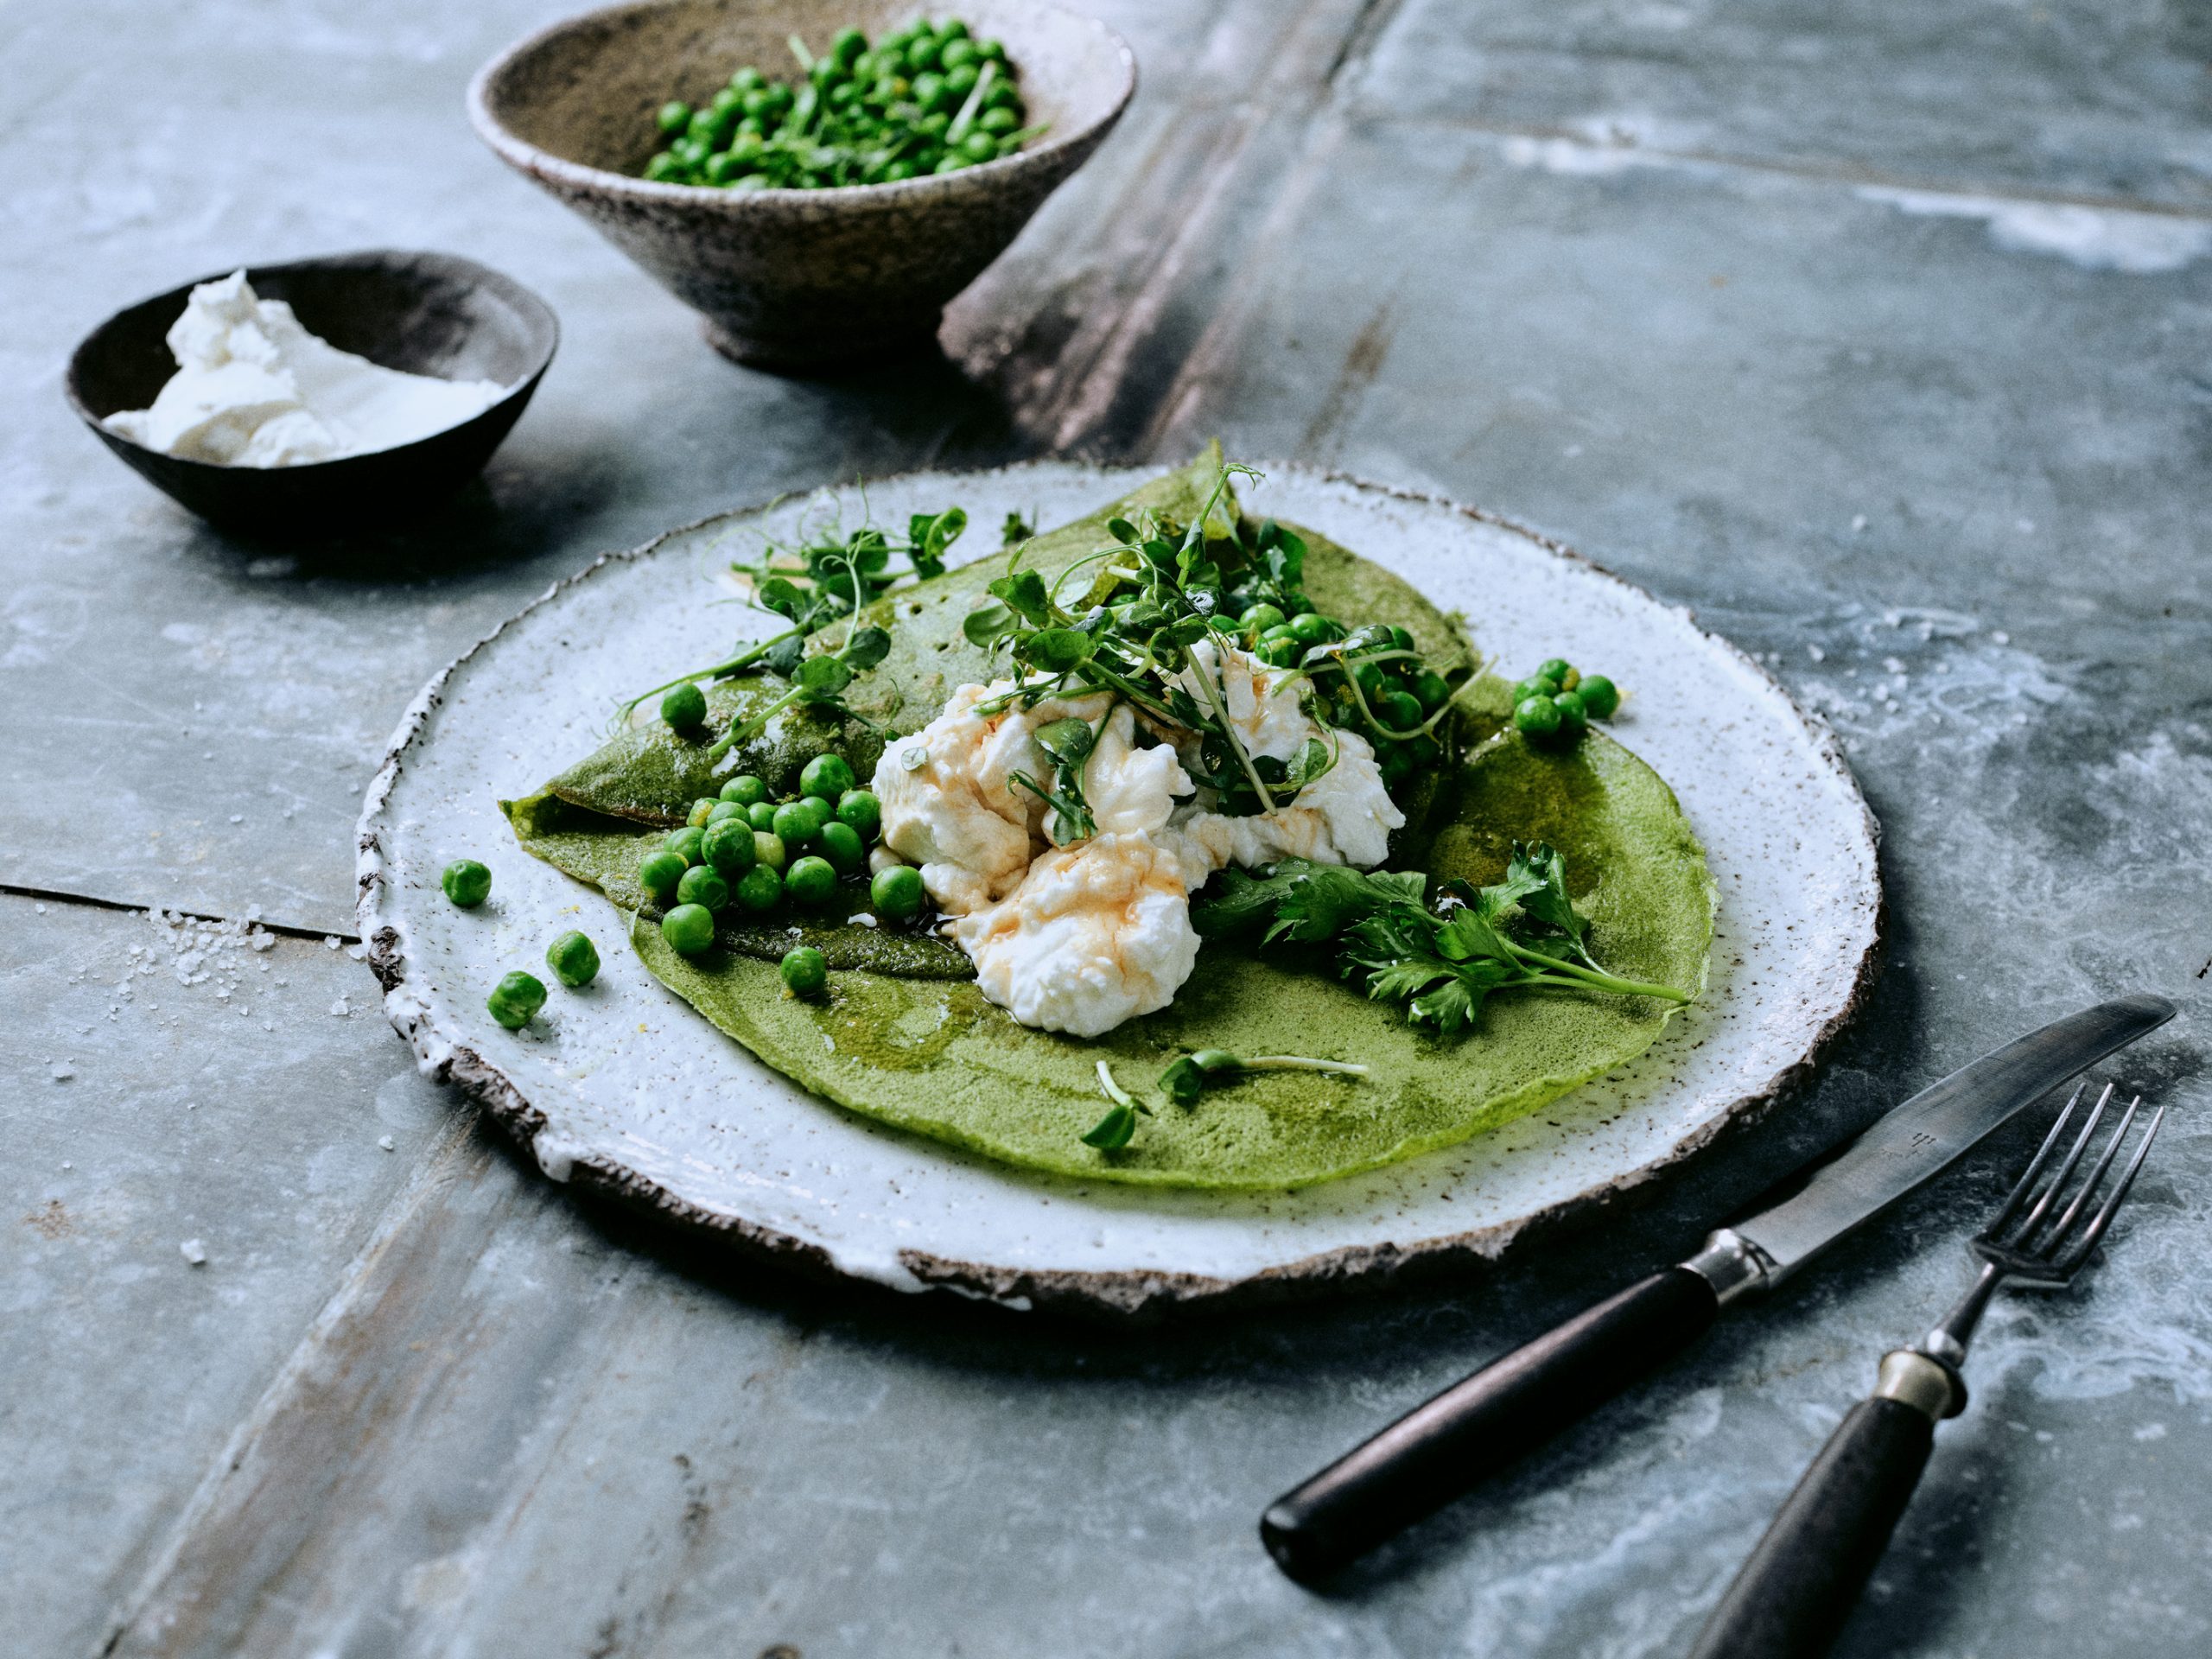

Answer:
[469,0,1135,369]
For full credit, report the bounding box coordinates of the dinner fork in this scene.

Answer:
[1688,1082,2167,1659]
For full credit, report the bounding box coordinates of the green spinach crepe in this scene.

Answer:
[504,454,1713,1189]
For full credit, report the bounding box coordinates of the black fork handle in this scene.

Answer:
[1261,1266,1719,1581]
[1689,1352,1958,1659]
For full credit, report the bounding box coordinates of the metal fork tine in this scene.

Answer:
[2004,1082,2113,1248]
[2040,1093,2143,1254]
[2053,1101,2165,1278]
[1985,1084,2085,1236]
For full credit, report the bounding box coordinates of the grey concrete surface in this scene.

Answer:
[4,0,2209,1655]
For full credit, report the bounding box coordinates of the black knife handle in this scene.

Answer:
[1688,1392,1942,1659]
[1260,1266,1719,1582]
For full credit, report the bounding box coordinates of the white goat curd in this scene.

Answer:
[871,644,1406,1037]
[103,270,506,467]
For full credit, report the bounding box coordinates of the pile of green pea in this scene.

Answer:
[440,858,603,1030]
[641,751,928,988]
[1230,607,1454,790]
[1510,658,1620,748]
[641,17,1028,190]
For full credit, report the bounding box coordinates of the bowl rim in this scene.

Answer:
[466,0,1138,207]
[64,247,560,478]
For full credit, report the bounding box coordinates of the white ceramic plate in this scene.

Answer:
[359,462,1879,1318]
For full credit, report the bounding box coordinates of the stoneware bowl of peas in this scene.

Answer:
[470,0,1135,368]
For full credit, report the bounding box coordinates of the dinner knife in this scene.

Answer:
[1259,994,2176,1583]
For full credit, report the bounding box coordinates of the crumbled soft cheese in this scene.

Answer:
[873,645,1405,1038]
[951,833,1201,1038]
[102,270,506,467]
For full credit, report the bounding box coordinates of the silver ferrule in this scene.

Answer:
[1876,1349,1963,1421]
[1681,1227,1775,1307]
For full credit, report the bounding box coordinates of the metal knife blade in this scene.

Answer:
[1735,994,2175,1281]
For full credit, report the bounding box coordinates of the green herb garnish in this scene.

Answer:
[1083,1059,1150,1149]
[1192,843,1691,1033]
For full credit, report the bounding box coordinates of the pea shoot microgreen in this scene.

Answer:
[1192,844,1692,1033]
[1083,1059,1150,1150]
[621,504,967,729]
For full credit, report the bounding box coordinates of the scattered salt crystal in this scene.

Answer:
[35,902,46,913]
[1850,514,1867,532]
[228,815,244,824]
[61,1161,73,1170]
[1882,657,1906,674]
[324,937,342,950]
[378,1135,396,1152]
[179,1238,207,1266]
[51,1060,73,1080]
[346,943,367,961]
[202,751,213,760]
[1808,645,1826,663]
[1992,630,2010,645]
[330,996,350,1017]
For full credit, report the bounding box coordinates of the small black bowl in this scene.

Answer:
[67,250,558,533]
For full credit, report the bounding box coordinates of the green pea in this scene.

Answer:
[665,825,706,866]
[687,797,717,829]
[944,61,978,97]
[801,753,855,798]
[1577,675,1619,719]
[702,817,758,876]
[917,111,950,139]
[1515,695,1563,741]
[772,800,818,845]
[958,130,995,162]
[660,903,715,956]
[870,863,925,922]
[1511,677,1555,706]
[778,944,828,995]
[938,17,970,41]
[545,931,600,988]
[441,859,491,908]
[1409,734,1444,766]
[830,25,867,62]
[1553,690,1589,735]
[730,66,765,92]
[906,38,941,72]
[939,37,977,69]
[486,971,546,1030]
[704,151,739,186]
[677,864,730,912]
[1240,602,1287,637]
[1378,690,1424,732]
[644,151,682,181]
[976,36,1006,61]
[977,105,1017,136]
[706,799,747,827]
[1413,669,1452,712]
[785,855,837,907]
[982,78,1019,110]
[656,100,693,134]
[836,787,881,841]
[638,849,687,902]
[765,81,794,114]
[1538,658,1573,686]
[734,862,784,913]
[753,830,787,871]
[1288,612,1338,646]
[1389,626,1417,654]
[710,86,742,116]
[746,800,779,832]
[881,159,918,182]
[1352,661,1388,700]
[1378,746,1414,789]
[741,87,775,121]
[662,681,708,730]
[1258,623,1296,646]
[817,819,866,874]
[1256,636,1300,669]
